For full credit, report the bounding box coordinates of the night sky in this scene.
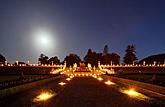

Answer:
[0,0,165,63]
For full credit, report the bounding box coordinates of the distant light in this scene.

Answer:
[58,82,66,86]
[93,75,97,78]
[97,77,103,81]
[70,75,74,78]
[104,80,115,85]
[66,78,71,81]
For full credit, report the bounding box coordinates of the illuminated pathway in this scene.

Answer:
[1,73,165,106]
[50,77,165,107]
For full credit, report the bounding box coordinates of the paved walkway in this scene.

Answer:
[51,77,154,107]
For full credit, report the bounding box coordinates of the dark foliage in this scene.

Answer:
[103,45,109,55]
[123,45,137,64]
[38,54,61,65]
[38,53,49,64]
[0,54,6,64]
[102,53,120,65]
[48,56,60,65]
[64,53,81,67]
[84,47,120,66]
[84,49,102,67]
[139,54,165,64]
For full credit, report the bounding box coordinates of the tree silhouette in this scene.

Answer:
[48,56,60,65]
[64,53,81,67]
[103,45,109,55]
[110,53,120,64]
[0,54,6,64]
[84,47,120,66]
[84,49,94,65]
[123,45,137,64]
[84,49,101,67]
[102,53,120,65]
[102,54,111,64]
[139,53,165,64]
[38,53,49,64]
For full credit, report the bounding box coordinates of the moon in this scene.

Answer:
[40,36,48,45]
[32,28,57,53]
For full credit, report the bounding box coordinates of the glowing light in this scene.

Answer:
[58,82,66,86]
[93,75,97,78]
[97,77,103,81]
[73,63,77,68]
[32,28,57,53]
[33,91,55,102]
[41,36,48,44]
[104,80,115,85]
[121,88,149,100]
[123,89,139,97]
[66,78,71,81]
[70,76,74,78]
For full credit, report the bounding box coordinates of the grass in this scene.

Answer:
[0,76,19,82]
[115,73,165,86]
[0,75,51,82]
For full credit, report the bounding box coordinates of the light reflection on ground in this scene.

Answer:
[104,80,115,85]
[121,88,150,101]
[97,77,103,81]
[33,90,56,102]
[66,78,71,81]
[58,82,66,86]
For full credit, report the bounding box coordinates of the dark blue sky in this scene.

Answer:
[0,0,165,63]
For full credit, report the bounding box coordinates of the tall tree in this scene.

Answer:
[103,45,109,55]
[38,53,49,64]
[84,49,93,65]
[123,45,137,64]
[64,53,81,67]
[0,54,6,64]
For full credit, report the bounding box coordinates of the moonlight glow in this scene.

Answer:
[32,28,57,54]
[40,36,48,45]
[36,30,51,46]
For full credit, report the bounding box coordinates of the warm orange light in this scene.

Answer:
[120,88,150,100]
[66,78,71,81]
[93,75,97,78]
[123,89,139,97]
[33,91,55,102]
[121,88,149,100]
[58,82,66,86]
[70,75,74,78]
[104,80,115,85]
[97,77,103,81]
